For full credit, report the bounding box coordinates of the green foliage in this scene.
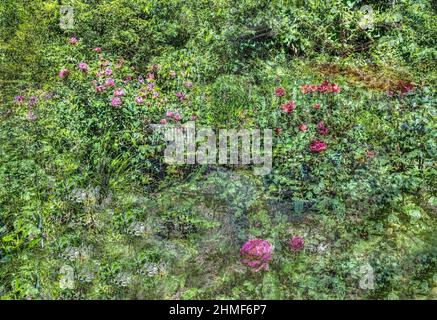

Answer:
[0,0,436,300]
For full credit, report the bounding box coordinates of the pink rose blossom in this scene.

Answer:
[28,96,38,107]
[78,62,89,73]
[59,69,70,79]
[330,83,340,93]
[113,88,125,97]
[300,84,311,94]
[175,92,186,101]
[367,150,376,158]
[301,81,340,94]
[124,75,133,84]
[289,236,304,251]
[310,140,328,153]
[281,101,296,113]
[14,96,25,104]
[160,119,168,125]
[135,96,144,104]
[105,78,115,87]
[300,84,318,94]
[95,85,105,93]
[299,123,308,132]
[147,83,155,91]
[317,121,329,135]
[240,239,273,272]
[275,87,286,97]
[318,81,330,92]
[69,37,78,45]
[94,47,102,53]
[111,97,122,107]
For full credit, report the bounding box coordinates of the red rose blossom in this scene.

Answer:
[299,123,308,132]
[317,121,329,135]
[301,81,340,94]
[330,83,340,93]
[289,236,304,251]
[310,140,327,153]
[59,69,70,79]
[240,239,273,272]
[281,101,296,113]
[275,87,286,97]
[367,151,376,158]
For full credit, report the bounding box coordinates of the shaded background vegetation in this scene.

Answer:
[0,0,436,299]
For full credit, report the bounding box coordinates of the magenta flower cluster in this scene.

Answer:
[59,69,70,79]
[78,62,89,73]
[240,236,305,272]
[240,239,273,272]
[289,236,305,251]
[276,82,337,153]
[301,80,341,94]
[161,110,183,124]
[111,97,122,107]
[55,37,197,110]
[69,37,78,45]
[175,92,186,102]
[13,95,39,121]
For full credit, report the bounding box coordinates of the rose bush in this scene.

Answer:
[0,0,436,300]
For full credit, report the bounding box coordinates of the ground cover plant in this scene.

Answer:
[0,0,436,300]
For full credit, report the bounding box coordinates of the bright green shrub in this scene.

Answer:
[0,0,436,300]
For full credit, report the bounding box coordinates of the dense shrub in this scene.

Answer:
[0,0,436,300]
